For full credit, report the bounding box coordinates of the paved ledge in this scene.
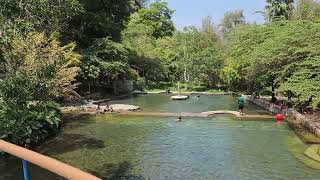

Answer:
[246,96,320,137]
[117,110,275,119]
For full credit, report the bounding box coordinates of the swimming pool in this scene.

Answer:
[1,95,319,180]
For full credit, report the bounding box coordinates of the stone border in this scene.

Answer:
[246,96,320,137]
[142,91,235,95]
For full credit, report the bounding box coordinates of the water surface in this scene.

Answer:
[1,95,320,180]
[111,94,269,114]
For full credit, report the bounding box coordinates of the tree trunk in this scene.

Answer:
[271,80,277,103]
[184,66,187,82]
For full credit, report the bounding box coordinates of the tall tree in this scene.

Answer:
[137,0,175,38]
[219,10,246,35]
[201,16,218,41]
[293,0,320,21]
[264,0,294,22]
[61,0,144,48]
[0,0,83,39]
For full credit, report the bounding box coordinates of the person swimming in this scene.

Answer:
[176,116,182,122]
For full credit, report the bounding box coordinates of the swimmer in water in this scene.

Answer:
[176,116,182,122]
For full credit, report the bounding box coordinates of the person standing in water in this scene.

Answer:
[238,95,245,116]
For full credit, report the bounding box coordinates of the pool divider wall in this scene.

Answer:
[246,95,320,138]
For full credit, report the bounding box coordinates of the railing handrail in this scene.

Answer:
[0,140,101,180]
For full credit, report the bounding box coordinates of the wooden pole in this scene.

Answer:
[0,140,100,180]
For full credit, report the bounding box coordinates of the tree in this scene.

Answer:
[77,38,137,93]
[264,0,294,22]
[280,57,320,108]
[0,0,83,40]
[122,4,175,84]
[223,24,272,91]
[61,0,144,47]
[293,0,320,21]
[175,27,223,87]
[219,10,246,35]
[225,20,320,107]
[136,0,175,38]
[202,16,218,41]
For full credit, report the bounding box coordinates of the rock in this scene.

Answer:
[110,104,140,111]
[133,90,147,94]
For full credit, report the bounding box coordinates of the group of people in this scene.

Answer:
[96,104,113,114]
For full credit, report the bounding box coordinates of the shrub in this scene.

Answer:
[0,33,78,147]
[0,101,61,147]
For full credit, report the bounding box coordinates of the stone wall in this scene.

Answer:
[247,96,320,137]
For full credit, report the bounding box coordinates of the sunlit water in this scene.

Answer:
[1,95,320,180]
[110,94,269,114]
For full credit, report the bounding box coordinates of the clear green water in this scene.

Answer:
[1,95,320,180]
[110,94,269,114]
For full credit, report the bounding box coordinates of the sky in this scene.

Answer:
[150,0,267,30]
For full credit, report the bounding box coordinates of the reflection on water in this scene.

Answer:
[1,95,320,180]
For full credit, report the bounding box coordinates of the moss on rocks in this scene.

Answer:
[304,145,320,163]
[287,118,320,144]
[285,136,320,169]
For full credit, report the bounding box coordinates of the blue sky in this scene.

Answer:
[150,0,266,30]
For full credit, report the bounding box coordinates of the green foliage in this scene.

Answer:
[133,0,175,38]
[61,0,143,46]
[2,33,80,99]
[225,21,320,108]
[0,99,61,147]
[0,33,80,146]
[78,38,136,92]
[294,0,320,21]
[263,0,294,22]
[219,10,246,35]
[0,0,83,45]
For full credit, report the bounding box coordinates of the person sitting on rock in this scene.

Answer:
[96,104,101,114]
[109,106,114,112]
[105,104,113,113]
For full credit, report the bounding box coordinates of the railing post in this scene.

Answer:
[22,160,29,180]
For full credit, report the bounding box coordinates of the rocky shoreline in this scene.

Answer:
[61,103,140,113]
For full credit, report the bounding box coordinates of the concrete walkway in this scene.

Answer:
[118,110,275,120]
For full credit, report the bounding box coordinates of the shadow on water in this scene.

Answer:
[61,113,95,129]
[90,161,145,180]
[38,133,105,155]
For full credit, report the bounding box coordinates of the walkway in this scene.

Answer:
[118,110,275,120]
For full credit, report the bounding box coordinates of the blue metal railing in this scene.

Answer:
[22,160,29,180]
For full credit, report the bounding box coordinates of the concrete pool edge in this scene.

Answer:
[246,96,320,137]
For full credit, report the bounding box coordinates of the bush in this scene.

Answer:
[260,87,273,96]
[146,81,173,90]
[0,101,61,147]
[0,33,77,147]
[134,77,146,91]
